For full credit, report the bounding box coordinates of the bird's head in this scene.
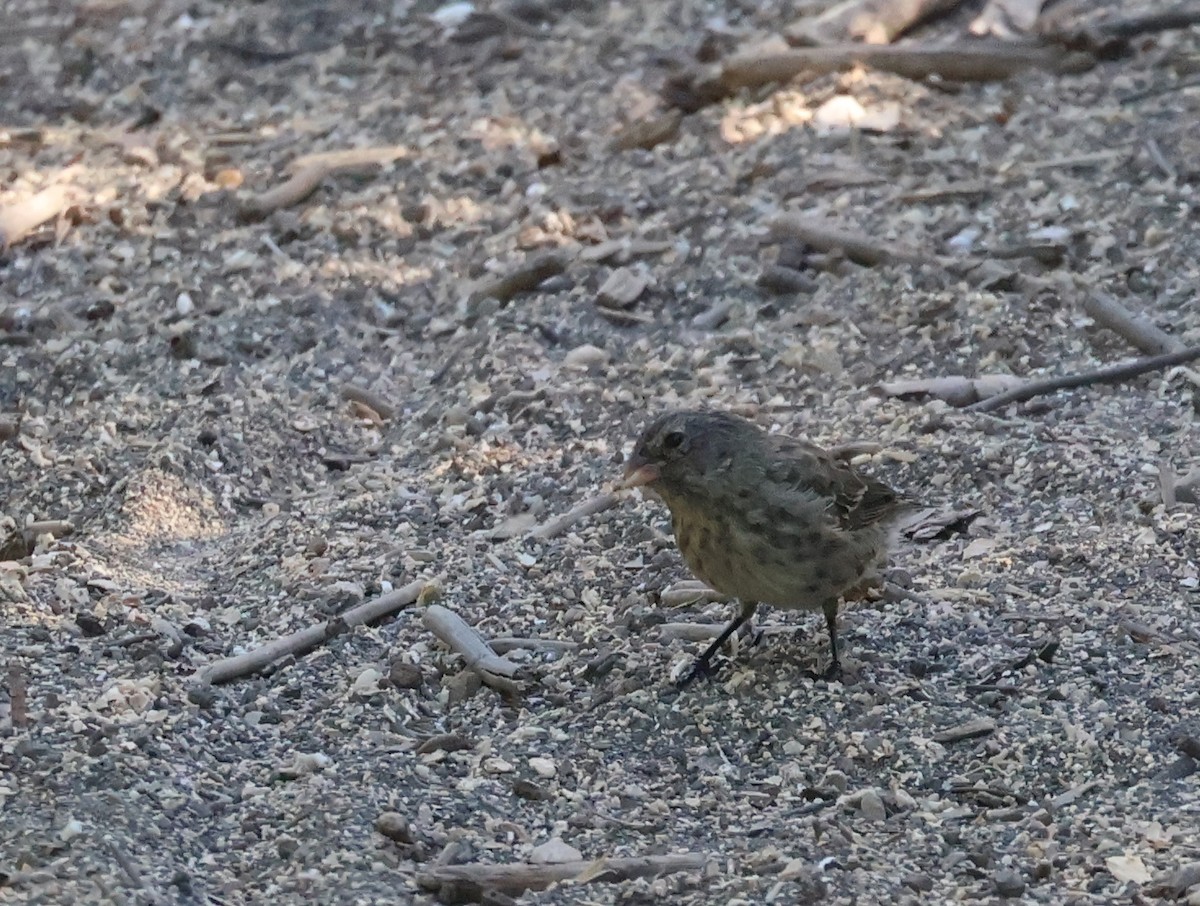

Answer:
[618,410,753,494]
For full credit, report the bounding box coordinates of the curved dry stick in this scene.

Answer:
[968,346,1200,413]
[422,604,521,695]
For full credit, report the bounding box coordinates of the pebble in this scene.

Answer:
[512,778,551,801]
[530,838,581,864]
[375,812,415,844]
[563,344,609,369]
[350,668,385,697]
[994,869,1026,898]
[903,874,933,892]
[388,660,423,689]
[859,789,887,822]
[528,757,556,778]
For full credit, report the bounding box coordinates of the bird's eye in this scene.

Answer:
[662,430,685,450]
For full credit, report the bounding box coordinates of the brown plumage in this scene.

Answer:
[620,409,912,685]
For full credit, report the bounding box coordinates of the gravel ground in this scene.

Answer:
[2,0,1198,903]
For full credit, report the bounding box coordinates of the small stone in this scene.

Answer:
[443,405,470,427]
[903,874,933,892]
[59,819,85,841]
[513,778,551,801]
[778,858,812,882]
[528,757,556,778]
[813,95,867,129]
[276,752,331,780]
[277,835,300,858]
[375,812,414,844]
[187,684,217,708]
[859,789,887,822]
[389,660,424,689]
[994,869,1025,898]
[483,757,515,774]
[824,770,848,792]
[596,267,647,309]
[350,667,385,697]
[563,344,609,369]
[530,837,582,864]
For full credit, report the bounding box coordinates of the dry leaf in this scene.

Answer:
[1105,854,1151,885]
[962,538,997,559]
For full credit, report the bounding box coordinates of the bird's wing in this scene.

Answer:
[763,436,899,531]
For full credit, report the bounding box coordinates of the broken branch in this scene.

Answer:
[417,853,710,901]
[469,251,570,305]
[489,637,579,655]
[875,375,1027,407]
[721,41,1088,94]
[194,579,427,685]
[422,604,522,694]
[340,384,397,421]
[768,214,925,267]
[238,145,406,223]
[1082,292,1185,356]
[530,492,621,540]
[967,346,1200,413]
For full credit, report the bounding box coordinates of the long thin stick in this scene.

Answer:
[530,492,621,540]
[1082,292,1184,356]
[417,853,710,899]
[968,346,1200,412]
[194,579,427,685]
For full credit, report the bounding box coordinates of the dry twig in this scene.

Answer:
[238,145,406,222]
[967,346,1200,413]
[417,853,710,901]
[530,492,621,540]
[719,41,1088,96]
[489,637,579,654]
[469,251,571,305]
[194,579,428,685]
[340,384,397,421]
[7,661,27,729]
[768,214,924,267]
[1082,292,1185,356]
[422,604,522,695]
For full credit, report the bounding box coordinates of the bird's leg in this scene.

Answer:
[677,600,758,688]
[807,600,842,681]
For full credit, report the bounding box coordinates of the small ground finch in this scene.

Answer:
[619,409,913,686]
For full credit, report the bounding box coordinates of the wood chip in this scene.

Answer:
[934,717,996,744]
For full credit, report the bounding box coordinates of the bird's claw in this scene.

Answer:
[675,657,718,688]
[807,661,842,682]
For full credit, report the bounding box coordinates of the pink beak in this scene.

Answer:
[617,455,660,490]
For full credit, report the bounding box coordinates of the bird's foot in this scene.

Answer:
[675,656,719,689]
[807,660,842,682]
